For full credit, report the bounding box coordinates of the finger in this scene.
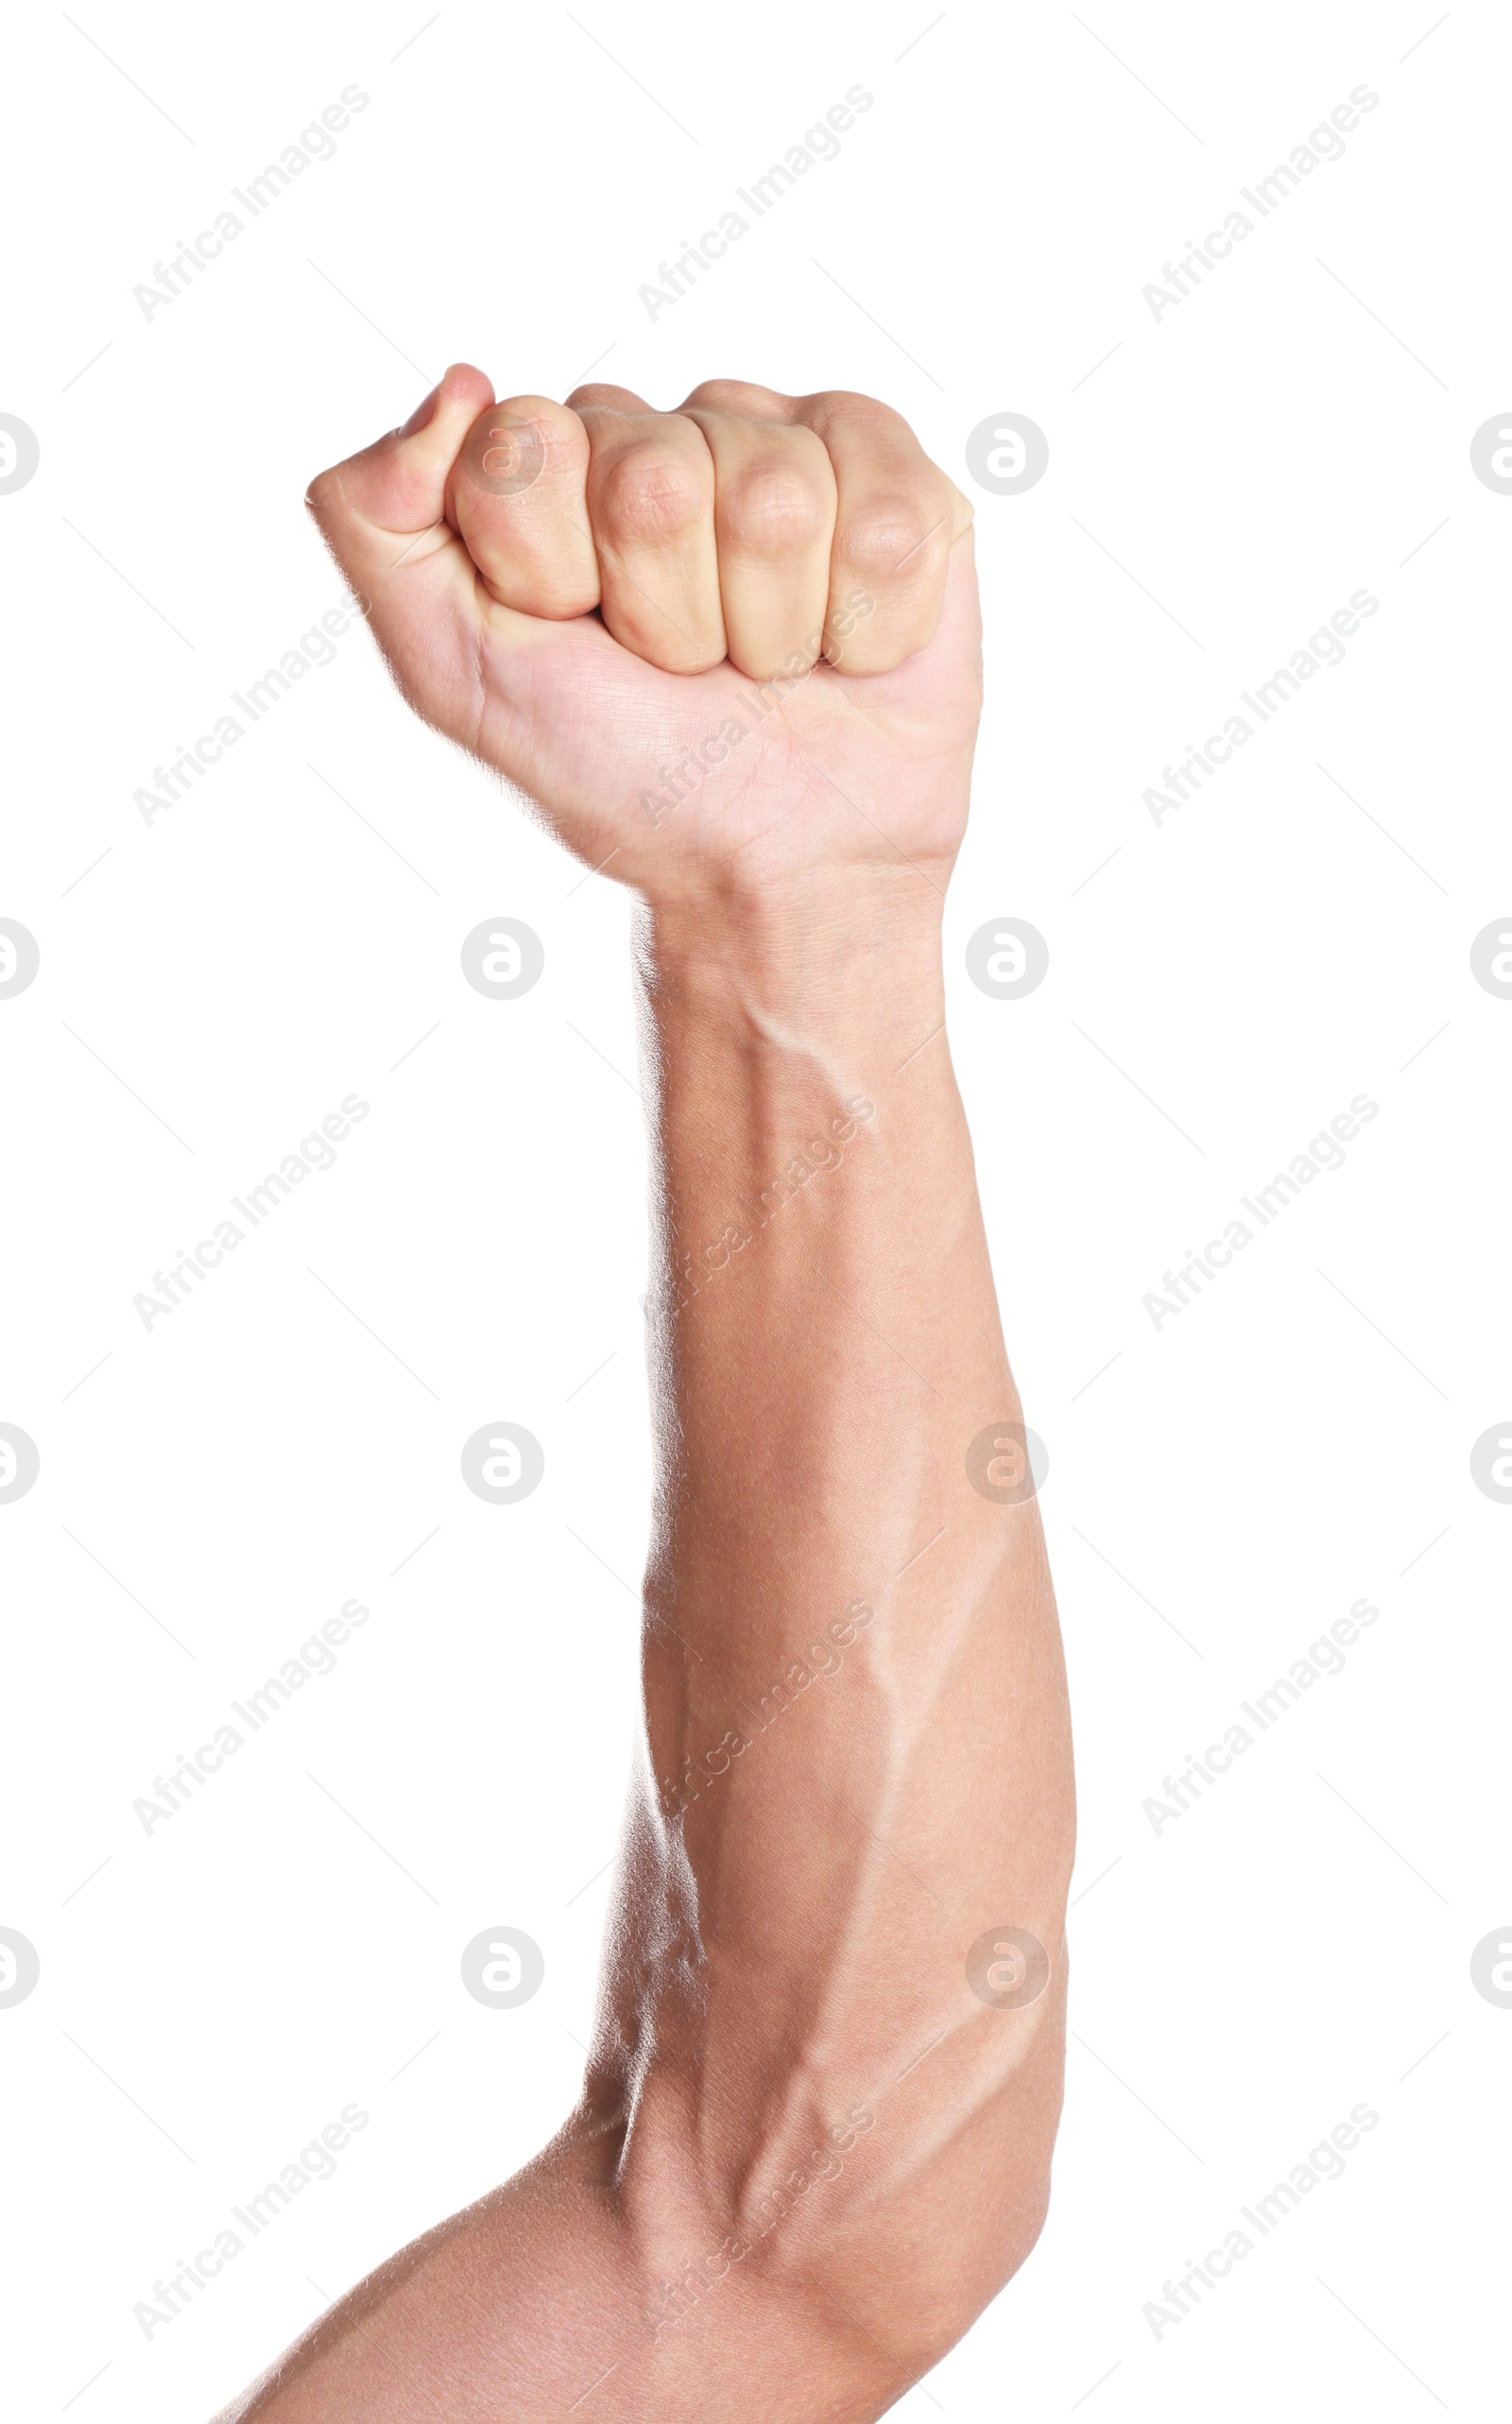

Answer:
[307,362,493,558]
[304,362,495,724]
[838,524,983,711]
[576,406,724,674]
[683,409,836,680]
[679,377,797,425]
[446,395,598,619]
[795,391,971,674]
[566,382,657,415]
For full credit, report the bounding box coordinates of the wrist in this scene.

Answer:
[634,866,947,1052]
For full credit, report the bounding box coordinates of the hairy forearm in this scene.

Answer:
[595,867,1074,2386]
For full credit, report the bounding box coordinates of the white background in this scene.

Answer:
[2,2,1507,2416]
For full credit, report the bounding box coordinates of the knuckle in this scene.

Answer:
[492,398,586,479]
[687,377,786,414]
[596,443,710,542]
[719,462,831,556]
[815,388,911,439]
[459,408,570,505]
[837,494,936,581]
[816,387,891,418]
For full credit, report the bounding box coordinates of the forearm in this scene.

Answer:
[601,866,1075,2382]
[230,368,1074,2424]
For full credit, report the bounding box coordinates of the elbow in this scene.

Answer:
[727,1988,1069,2382]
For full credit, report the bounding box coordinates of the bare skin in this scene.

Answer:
[212,370,1074,2421]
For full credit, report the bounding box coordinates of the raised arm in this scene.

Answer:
[215,370,1074,2422]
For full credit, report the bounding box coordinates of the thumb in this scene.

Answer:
[306,361,494,554]
[304,362,495,732]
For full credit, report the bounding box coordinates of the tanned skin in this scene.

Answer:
[212,369,1075,2421]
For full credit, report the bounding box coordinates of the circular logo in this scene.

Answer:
[459,415,547,499]
[460,1421,544,1504]
[1469,1424,1512,1504]
[964,413,1049,497]
[964,918,1049,1000]
[1469,414,1512,494]
[460,1926,544,2007]
[1470,1927,1512,2008]
[966,1421,1048,1504]
[0,1425,39,1505]
[1469,919,1512,998]
[460,917,544,1000]
[0,920,40,1000]
[0,1928,40,2008]
[0,416,40,497]
[966,1927,1049,2009]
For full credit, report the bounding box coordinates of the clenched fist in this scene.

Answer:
[307,369,981,904]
